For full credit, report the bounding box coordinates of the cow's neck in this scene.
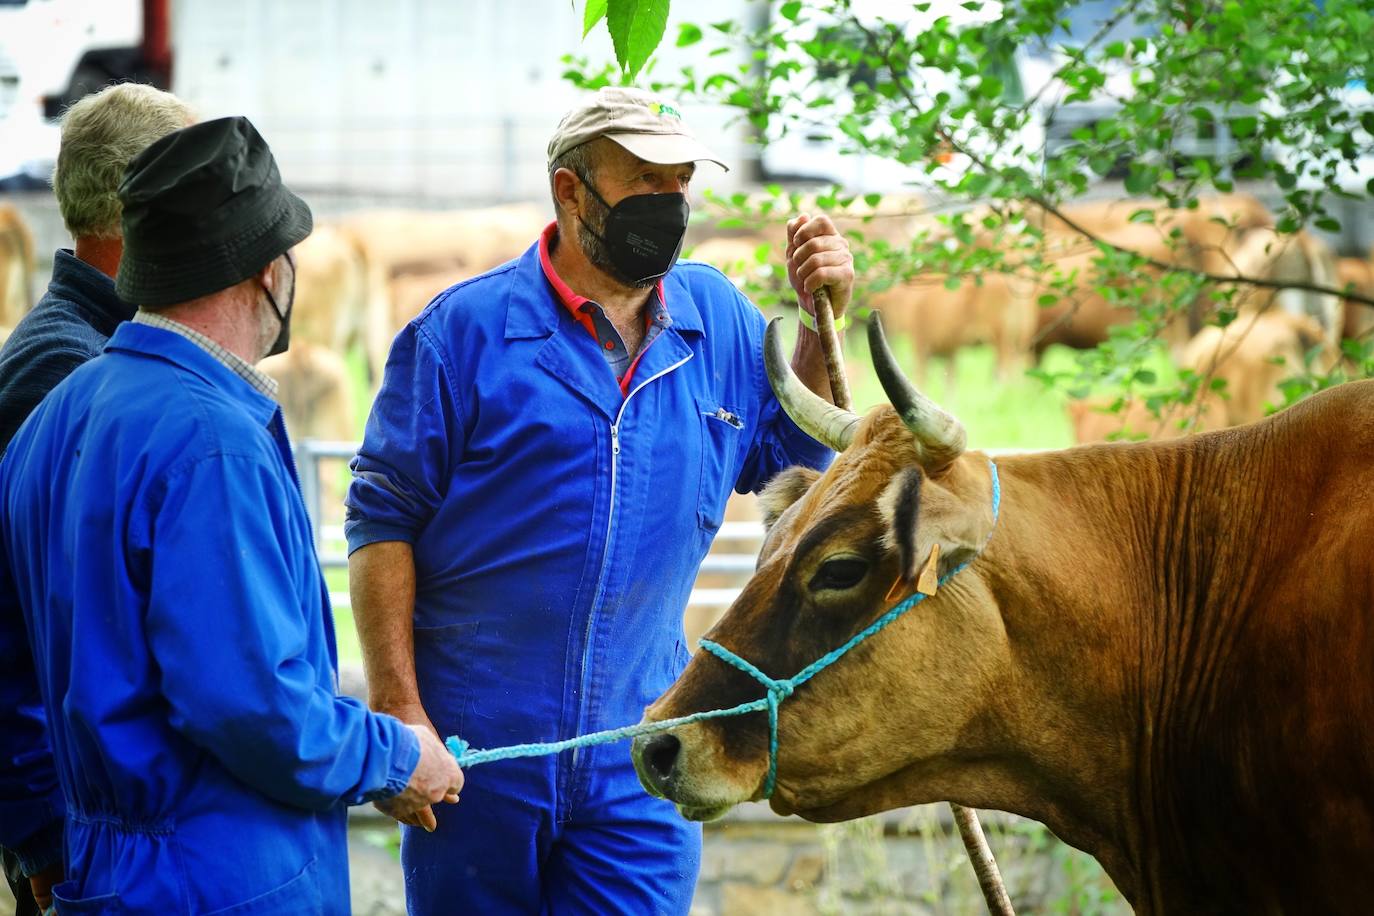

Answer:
[978,431,1285,912]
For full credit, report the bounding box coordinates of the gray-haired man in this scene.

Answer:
[0,81,193,913]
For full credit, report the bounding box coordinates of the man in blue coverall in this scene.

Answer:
[0,116,463,914]
[0,81,194,916]
[346,87,855,913]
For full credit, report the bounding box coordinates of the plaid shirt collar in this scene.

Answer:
[133,311,279,400]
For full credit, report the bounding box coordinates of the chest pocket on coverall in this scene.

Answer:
[697,400,744,531]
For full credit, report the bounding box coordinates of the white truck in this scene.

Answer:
[0,0,169,188]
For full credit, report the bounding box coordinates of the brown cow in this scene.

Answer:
[259,343,356,444]
[1031,196,1273,354]
[1180,309,1337,428]
[339,204,547,383]
[633,316,1374,914]
[1223,229,1342,348]
[867,271,1038,383]
[0,203,36,331]
[1066,393,1226,444]
[1337,256,1374,342]
[683,235,778,289]
[1070,308,1337,444]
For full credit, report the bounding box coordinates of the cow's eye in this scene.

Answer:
[808,556,869,591]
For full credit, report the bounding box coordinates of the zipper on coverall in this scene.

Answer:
[571,353,694,774]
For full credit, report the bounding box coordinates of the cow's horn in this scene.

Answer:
[867,312,967,469]
[764,317,861,452]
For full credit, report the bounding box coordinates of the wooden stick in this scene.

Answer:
[809,285,1014,916]
[952,803,1017,915]
[810,287,852,411]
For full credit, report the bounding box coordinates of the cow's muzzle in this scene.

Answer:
[630,722,757,821]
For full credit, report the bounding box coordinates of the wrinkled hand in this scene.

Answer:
[374,712,463,832]
[29,863,61,912]
[786,213,855,320]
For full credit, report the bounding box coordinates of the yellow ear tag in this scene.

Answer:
[916,543,941,597]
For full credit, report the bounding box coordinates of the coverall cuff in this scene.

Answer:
[11,815,63,877]
[366,717,422,802]
[777,409,837,471]
[344,519,418,557]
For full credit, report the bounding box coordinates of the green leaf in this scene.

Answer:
[1229,115,1258,138]
[607,0,671,80]
[864,192,882,208]
[675,22,701,47]
[1315,216,1341,233]
[780,0,802,21]
[583,0,608,38]
[1124,164,1156,195]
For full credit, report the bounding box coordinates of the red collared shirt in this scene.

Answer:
[538,222,672,396]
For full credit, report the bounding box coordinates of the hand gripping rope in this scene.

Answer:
[447,459,1001,801]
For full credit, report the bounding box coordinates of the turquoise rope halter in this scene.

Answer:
[447,459,1001,800]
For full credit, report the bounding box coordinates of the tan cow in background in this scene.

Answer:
[0,203,36,338]
[1337,254,1374,342]
[1224,228,1342,347]
[263,204,546,444]
[260,345,355,443]
[337,203,547,384]
[257,223,368,443]
[1071,308,1337,443]
[866,271,1038,384]
[1031,195,1275,353]
[683,235,778,289]
[858,195,1277,378]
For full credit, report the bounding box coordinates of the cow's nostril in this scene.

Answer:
[644,733,681,781]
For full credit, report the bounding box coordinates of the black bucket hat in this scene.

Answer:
[115,115,312,307]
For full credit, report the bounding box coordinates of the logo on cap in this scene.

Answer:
[650,102,682,120]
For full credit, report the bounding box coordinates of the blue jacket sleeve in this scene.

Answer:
[143,454,420,811]
[0,533,65,875]
[345,320,462,553]
[735,303,835,494]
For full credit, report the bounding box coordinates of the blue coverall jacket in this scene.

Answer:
[345,242,832,914]
[0,322,420,914]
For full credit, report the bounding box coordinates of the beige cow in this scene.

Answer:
[1067,394,1227,444]
[1032,195,1275,353]
[1223,229,1342,347]
[260,343,355,444]
[683,235,778,289]
[866,270,1038,383]
[1181,309,1337,428]
[0,203,36,332]
[338,204,547,384]
[289,223,369,356]
[872,196,1275,376]
[1336,255,1374,342]
[1071,308,1337,444]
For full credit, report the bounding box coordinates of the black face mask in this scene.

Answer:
[262,251,295,357]
[576,174,689,285]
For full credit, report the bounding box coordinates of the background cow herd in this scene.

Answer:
[1,193,1371,449]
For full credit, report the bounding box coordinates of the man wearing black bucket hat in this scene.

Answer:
[0,116,462,914]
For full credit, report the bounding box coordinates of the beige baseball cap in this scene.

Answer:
[547,87,728,171]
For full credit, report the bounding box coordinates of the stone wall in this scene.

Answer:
[346,802,1129,915]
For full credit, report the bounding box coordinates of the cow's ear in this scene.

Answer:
[758,466,822,531]
[877,467,925,581]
